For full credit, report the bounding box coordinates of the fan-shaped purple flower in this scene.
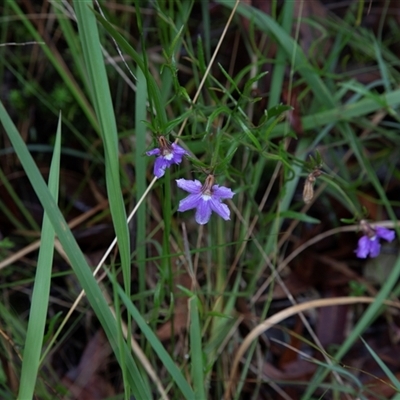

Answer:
[176,175,235,225]
[146,136,187,178]
[355,221,395,259]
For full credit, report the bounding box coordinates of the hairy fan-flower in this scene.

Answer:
[176,175,234,225]
[146,136,187,178]
[356,220,395,258]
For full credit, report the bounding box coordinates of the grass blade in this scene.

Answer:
[18,114,62,400]
[361,337,400,391]
[189,296,206,400]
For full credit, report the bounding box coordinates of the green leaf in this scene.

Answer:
[361,337,400,391]
[18,114,61,400]
[189,296,206,400]
[279,211,321,224]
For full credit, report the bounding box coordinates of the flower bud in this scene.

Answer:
[302,169,322,204]
[303,174,315,204]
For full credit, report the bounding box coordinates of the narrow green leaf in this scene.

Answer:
[361,337,400,391]
[189,296,206,400]
[135,66,147,313]
[279,211,321,224]
[18,114,61,400]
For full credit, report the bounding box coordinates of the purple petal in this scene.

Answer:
[176,179,202,194]
[153,157,168,178]
[356,236,371,258]
[178,193,202,212]
[369,237,381,258]
[146,148,161,156]
[212,185,235,200]
[171,144,187,161]
[209,198,231,220]
[376,227,395,242]
[195,198,212,225]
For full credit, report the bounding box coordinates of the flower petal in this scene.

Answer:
[209,198,231,220]
[369,237,381,258]
[356,236,371,258]
[376,227,395,242]
[176,179,202,194]
[146,148,161,156]
[178,193,202,212]
[171,144,187,161]
[153,157,168,178]
[195,198,212,225]
[212,185,235,200]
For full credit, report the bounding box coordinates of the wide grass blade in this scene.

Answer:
[72,2,135,393]
[18,115,62,400]
[72,0,131,293]
[271,87,400,137]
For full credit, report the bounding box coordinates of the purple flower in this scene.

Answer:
[355,221,395,258]
[146,136,187,178]
[176,175,235,225]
